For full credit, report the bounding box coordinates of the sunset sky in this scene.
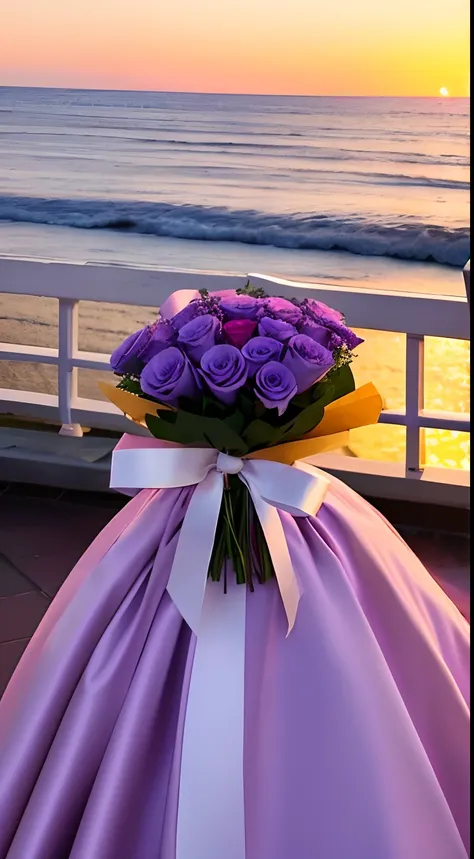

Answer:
[0,0,470,97]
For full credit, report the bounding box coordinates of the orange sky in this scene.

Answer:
[0,0,470,96]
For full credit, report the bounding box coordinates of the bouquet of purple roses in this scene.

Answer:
[110,282,363,587]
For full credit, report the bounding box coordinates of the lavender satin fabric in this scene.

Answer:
[0,474,469,858]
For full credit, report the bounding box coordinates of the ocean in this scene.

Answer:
[0,87,470,469]
[0,88,470,270]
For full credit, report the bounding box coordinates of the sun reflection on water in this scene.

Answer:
[349,331,470,470]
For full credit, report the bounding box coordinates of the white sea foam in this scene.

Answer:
[0,196,469,267]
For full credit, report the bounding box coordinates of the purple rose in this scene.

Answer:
[283,334,335,392]
[141,347,201,405]
[258,316,297,343]
[255,362,297,416]
[298,321,332,350]
[223,319,257,348]
[219,294,261,320]
[139,321,177,362]
[110,327,150,375]
[178,314,221,362]
[302,298,363,350]
[200,344,248,405]
[264,297,303,326]
[241,336,283,377]
[170,300,204,331]
[303,298,344,325]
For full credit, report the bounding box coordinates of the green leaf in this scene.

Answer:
[198,417,249,455]
[201,395,228,417]
[243,419,283,450]
[145,410,248,455]
[236,387,258,419]
[290,389,315,409]
[324,363,356,401]
[236,279,267,299]
[154,408,177,425]
[117,377,143,395]
[279,385,335,442]
[225,410,246,436]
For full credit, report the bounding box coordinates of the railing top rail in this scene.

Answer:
[0,256,469,339]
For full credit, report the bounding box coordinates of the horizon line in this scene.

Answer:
[0,83,469,100]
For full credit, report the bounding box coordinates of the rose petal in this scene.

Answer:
[264,297,303,326]
[258,316,298,343]
[255,361,297,415]
[200,344,248,405]
[283,334,335,392]
[178,314,221,362]
[141,347,201,405]
[223,319,257,349]
[110,327,150,375]
[241,336,283,376]
[219,295,262,320]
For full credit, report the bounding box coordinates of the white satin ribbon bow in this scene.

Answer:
[110,446,330,634]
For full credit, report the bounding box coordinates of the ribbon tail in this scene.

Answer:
[167,470,224,634]
[247,481,301,635]
[176,577,246,859]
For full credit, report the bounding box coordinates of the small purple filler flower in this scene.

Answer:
[178,314,221,363]
[258,316,297,343]
[219,294,261,320]
[283,334,335,392]
[326,321,364,351]
[200,344,248,405]
[110,327,150,375]
[141,347,201,406]
[255,362,297,415]
[241,336,283,377]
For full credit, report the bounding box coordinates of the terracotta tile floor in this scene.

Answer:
[0,483,469,697]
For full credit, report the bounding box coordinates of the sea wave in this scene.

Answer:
[0,129,470,169]
[0,195,469,267]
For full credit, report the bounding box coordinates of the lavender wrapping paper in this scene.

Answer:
[0,472,469,858]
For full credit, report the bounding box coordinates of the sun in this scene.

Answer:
[439,87,449,97]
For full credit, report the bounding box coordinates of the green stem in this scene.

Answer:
[239,489,254,592]
[254,510,275,582]
[209,526,226,583]
[223,488,246,584]
[206,479,275,589]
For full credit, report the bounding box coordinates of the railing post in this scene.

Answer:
[463,260,470,304]
[58,298,83,438]
[405,333,425,475]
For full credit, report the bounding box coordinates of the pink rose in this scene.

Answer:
[223,319,257,348]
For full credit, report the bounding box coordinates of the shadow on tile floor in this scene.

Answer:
[0,484,123,695]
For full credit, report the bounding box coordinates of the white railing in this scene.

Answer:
[0,257,470,506]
